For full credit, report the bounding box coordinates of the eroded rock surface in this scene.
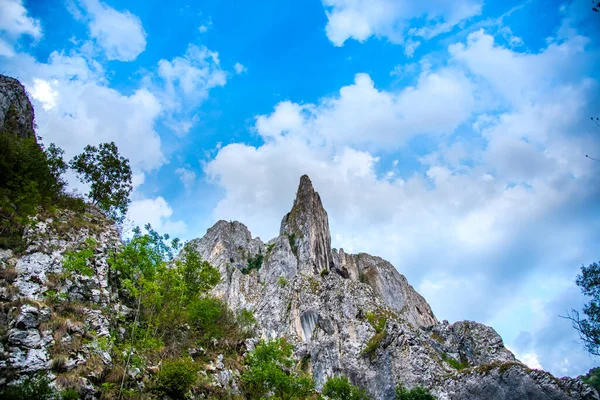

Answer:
[0,75,35,139]
[189,175,597,400]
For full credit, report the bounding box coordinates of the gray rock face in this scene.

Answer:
[191,175,597,400]
[280,175,334,276]
[441,363,597,400]
[0,208,121,390]
[0,74,35,139]
[337,251,437,328]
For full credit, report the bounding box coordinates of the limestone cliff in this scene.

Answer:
[0,75,36,140]
[189,175,597,400]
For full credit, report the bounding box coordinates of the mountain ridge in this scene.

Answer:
[187,174,597,399]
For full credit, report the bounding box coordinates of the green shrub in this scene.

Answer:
[323,376,370,400]
[244,252,264,274]
[155,357,199,398]
[362,312,387,355]
[581,367,600,392]
[0,374,56,399]
[241,338,314,399]
[266,243,275,253]
[188,296,238,343]
[395,384,437,400]
[278,276,289,287]
[237,308,256,332]
[441,353,468,370]
[62,237,97,277]
[286,233,298,256]
[0,121,66,249]
[59,388,80,400]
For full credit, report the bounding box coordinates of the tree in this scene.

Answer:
[568,262,600,355]
[70,142,132,222]
[241,338,314,399]
[323,376,370,400]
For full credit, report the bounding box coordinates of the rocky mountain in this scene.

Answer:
[187,174,597,400]
[0,74,597,399]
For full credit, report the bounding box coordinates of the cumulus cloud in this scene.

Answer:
[0,0,42,56]
[176,167,197,190]
[154,45,227,135]
[1,51,164,173]
[234,62,247,74]
[68,0,147,61]
[255,71,474,150]
[127,197,187,236]
[204,26,600,377]
[322,0,482,47]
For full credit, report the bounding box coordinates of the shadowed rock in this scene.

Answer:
[0,74,36,140]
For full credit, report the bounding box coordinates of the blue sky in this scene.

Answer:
[1,0,600,377]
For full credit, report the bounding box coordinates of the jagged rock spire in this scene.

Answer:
[280,175,334,275]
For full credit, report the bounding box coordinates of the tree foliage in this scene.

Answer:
[241,338,314,399]
[568,262,600,355]
[0,113,67,246]
[322,376,370,400]
[395,385,437,400]
[70,141,132,223]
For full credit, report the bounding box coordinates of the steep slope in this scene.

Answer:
[190,175,597,400]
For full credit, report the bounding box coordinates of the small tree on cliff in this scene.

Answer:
[70,142,132,223]
[568,261,600,355]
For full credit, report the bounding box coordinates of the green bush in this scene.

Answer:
[0,374,56,400]
[441,353,468,370]
[59,388,80,400]
[243,252,264,274]
[62,237,97,277]
[241,338,314,399]
[155,357,199,398]
[278,276,289,287]
[581,367,600,392]
[0,120,66,248]
[323,376,369,400]
[362,312,387,355]
[395,384,437,400]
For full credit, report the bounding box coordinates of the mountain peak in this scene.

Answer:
[280,175,333,275]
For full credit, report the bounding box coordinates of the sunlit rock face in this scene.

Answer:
[189,175,598,400]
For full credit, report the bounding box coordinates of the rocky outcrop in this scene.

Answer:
[337,251,437,328]
[280,175,334,276]
[191,175,598,400]
[0,208,121,393]
[0,75,35,139]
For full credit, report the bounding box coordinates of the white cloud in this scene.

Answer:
[234,62,247,74]
[127,197,187,236]
[0,0,42,39]
[69,0,146,61]
[29,78,59,110]
[322,0,482,47]
[255,71,474,150]
[199,25,209,33]
[1,51,164,173]
[0,0,42,56]
[155,44,227,134]
[176,167,197,190]
[404,39,421,57]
